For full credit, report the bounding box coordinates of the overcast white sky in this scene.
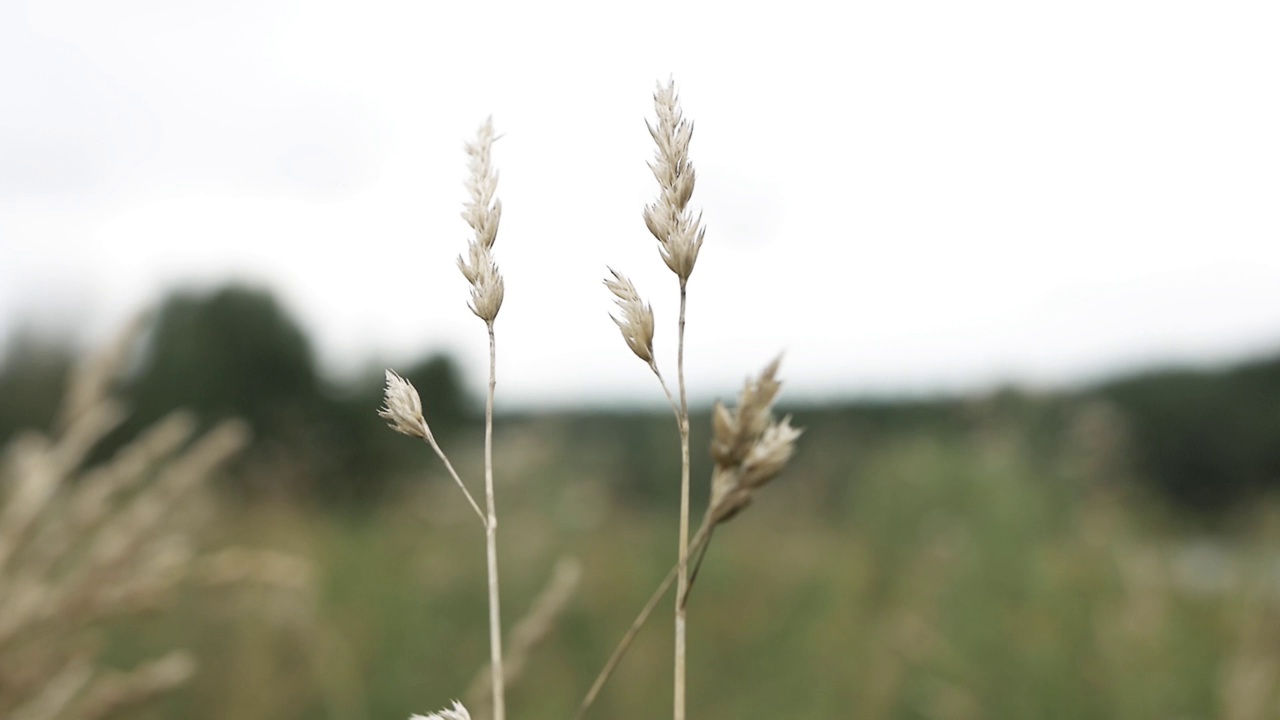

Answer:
[1,0,1278,407]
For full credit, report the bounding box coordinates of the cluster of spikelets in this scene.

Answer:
[457,118,505,325]
[386,79,801,720]
[707,358,802,526]
[0,317,312,720]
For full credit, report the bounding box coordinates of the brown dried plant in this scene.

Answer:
[0,318,312,720]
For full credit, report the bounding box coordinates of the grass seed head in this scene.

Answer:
[643,79,704,282]
[708,357,802,525]
[604,269,656,364]
[459,246,505,323]
[458,118,505,323]
[378,370,433,441]
[463,119,501,250]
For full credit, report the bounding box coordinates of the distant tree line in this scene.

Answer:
[2,283,1279,513]
[0,285,473,507]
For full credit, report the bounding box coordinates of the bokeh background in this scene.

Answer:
[3,1,1280,718]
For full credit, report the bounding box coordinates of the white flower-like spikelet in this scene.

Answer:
[457,118,505,324]
[604,268,656,365]
[707,356,802,524]
[643,80,704,283]
[410,700,471,720]
[378,369,433,441]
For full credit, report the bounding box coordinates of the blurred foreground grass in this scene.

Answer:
[107,422,1280,720]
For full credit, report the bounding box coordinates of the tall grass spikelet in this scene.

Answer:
[0,318,312,720]
[578,80,801,720]
[457,117,505,324]
[604,269,657,367]
[387,82,799,720]
[640,77,705,720]
[573,358,801,720]
[643,81,704,282]
[379,370,486,524]
[707,356,802,525]
[385,119,510,720]
[379,369,433,441]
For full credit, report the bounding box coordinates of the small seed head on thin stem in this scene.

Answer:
[459,118,505,323]
[710,355,783,467]
[707,357,802,525]
[378,370,433,441]
[458,244,505,323]
[643,79,704,282]
[739,415,802,490]
[604,269,656,364]
[463,120,501,250]
[410,701,471,720]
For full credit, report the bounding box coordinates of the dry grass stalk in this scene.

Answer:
[380,370,486,525]
[606,77,706,720]
[465,557,582,718]
[466,117,508,720]
[394,82,797,720]
[71,651,198,720]
[388,119,513,720]
[0,319,308,720]
[574,359,800,719]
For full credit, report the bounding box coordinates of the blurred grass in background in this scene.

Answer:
[7,285,1280,719]
[105,416,1280,720]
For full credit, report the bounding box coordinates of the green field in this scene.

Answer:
[96,417,1280,720]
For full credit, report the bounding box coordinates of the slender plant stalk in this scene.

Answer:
[649,363,680,421]
[484,322,506,720]
[598,83,799,720]
[575,524,712,720]
[422,436,487,527]
[673,279,690,720]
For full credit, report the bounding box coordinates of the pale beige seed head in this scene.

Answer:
[459,118,505,324]
[411,701,471,720]
[378,369,433,441]
[456,241,484,286]
[707,357,802,525]
[604,269,656,364]
[710,356,783,467]
[739,415,802,490]
[644,79,703,282]
[463,118,501,250]
[469,269,505,323]
[458,243,504,323]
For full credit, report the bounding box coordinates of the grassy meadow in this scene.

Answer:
[87,408,1280,720]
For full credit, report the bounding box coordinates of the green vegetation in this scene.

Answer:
[8,283,1280,515]
[6,286,1280,718]
[103,416,1280,720]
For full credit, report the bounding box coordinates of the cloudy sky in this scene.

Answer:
[2,0,1278,407]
